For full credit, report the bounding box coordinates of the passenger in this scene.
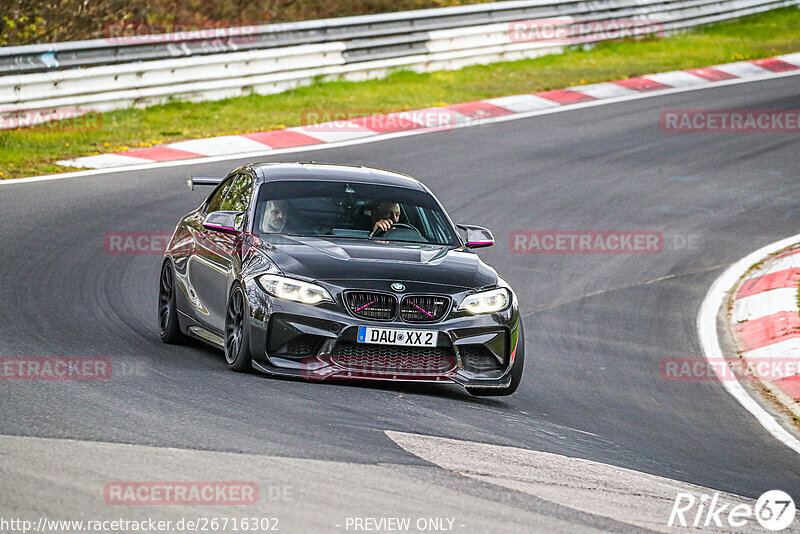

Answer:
[261,200,290,233]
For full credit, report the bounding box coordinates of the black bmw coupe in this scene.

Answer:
[159,162,524,396]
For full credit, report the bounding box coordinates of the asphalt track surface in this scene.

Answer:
[1,75,799,530]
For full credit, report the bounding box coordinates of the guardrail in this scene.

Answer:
[0,0,689,76]
[1,0,797,128]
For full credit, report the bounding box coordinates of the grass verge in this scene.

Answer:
[1,7,800,179]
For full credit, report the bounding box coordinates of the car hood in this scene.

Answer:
[257,235,497,290]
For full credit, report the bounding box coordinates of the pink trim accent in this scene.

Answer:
[509,334,519,365]
[354,301,375,313]
[203,223,236,231]
[407,300,434,318]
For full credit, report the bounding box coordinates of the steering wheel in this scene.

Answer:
[371,222,422,237]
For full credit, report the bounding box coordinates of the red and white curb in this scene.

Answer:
[731,247,800,408]
[56,53,800,170]
[698,234,800,456]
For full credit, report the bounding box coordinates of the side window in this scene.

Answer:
[205,176,235,214]
[219,173,253,213]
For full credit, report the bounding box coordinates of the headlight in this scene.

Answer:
[458,287,511,314]
[258,274,333,305]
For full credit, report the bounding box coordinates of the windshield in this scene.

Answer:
[253,180,459,246]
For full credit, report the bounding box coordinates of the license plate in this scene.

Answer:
[357,326,438,347]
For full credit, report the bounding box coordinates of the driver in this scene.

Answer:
[370,200,401,237]
[261,200,289,233]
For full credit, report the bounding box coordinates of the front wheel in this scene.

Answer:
[224,284,252,372]
[466,322,525,397]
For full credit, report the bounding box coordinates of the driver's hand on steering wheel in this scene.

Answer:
[370,219,394,237]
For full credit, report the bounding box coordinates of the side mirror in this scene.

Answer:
[203,211,244,233]
[457,224,495,248]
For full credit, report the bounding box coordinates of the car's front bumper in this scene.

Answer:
[244,284,522,389]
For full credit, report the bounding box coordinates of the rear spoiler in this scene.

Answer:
[187,176,224,190]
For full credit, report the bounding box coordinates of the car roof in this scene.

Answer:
[249,162,427,191]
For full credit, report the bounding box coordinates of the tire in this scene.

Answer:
[159,260,190,344]
[466,321,525,397]
[224,283,253,373]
